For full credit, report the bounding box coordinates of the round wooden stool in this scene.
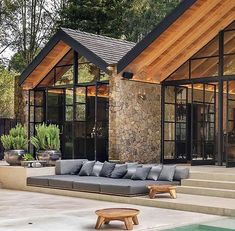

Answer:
[147,184,177,199]
[95,208,140,230]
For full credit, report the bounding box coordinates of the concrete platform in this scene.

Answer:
[0,189,229,231]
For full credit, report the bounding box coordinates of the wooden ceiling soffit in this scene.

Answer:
[150,1,235,82]
[128,0,221,76]
[158,10,235,82]
[21,41,71,89]
[125,0,235,83]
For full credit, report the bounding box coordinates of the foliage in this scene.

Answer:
[30,123,60,151]
[0,65,15,117]
[123,0,182,42]
[22,153,34,161]
[58,0,181,42]
[57,0,127,38]
[0,124,28,150]
[0,0,65,68]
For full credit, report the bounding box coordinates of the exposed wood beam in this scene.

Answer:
[127,0,222,75]
[148,0,234,79]
[157,8,235,82]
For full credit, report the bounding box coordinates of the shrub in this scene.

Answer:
[30,123,60,151]
[0,124,27,150]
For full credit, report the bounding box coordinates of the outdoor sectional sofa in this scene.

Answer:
[27,159,189,196]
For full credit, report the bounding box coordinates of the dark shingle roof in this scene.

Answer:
[61,28,135,65]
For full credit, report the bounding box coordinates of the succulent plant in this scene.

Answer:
[0,124,27,150]
[30,123,60,151]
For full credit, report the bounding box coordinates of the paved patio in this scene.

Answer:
[0,189,232,231]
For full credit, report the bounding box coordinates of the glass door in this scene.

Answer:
[163,86,188,163]
[191,83,216,165]
[46,88,67,158]
[225,80,235,167]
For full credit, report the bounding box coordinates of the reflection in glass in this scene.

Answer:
[191,57,218,78]
[164,141,174,159]
[66,89,73,105]
[76,104,86,121]
[165,104,175,122]
[66,106,73,121]
[224,55,235,75]
[164,123,175,140]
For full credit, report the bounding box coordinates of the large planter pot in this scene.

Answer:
[4,150,26,166]
[36,150,61,166]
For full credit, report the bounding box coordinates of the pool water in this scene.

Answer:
[166,224,235,231]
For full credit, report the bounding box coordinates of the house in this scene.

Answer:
[20,0,235,167]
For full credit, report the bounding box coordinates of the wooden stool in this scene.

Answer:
[147,185,177,199]
[95,208,140,230]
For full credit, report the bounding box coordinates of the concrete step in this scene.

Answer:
[135,193,235,217]
[181,179,235,190]
[28,186,235,217]
[177,186,235,199]
[189,171,235,182]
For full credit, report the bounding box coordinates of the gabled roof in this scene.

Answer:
[61,28,135,65]
[117,0,235,83]
[117,0,197,73]
[19,28,135,89]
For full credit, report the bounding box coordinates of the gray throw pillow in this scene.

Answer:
[110,164,127,178]
[173,168,189,181]
[158,165,176,182]
[123,164,139,179]
[147,165,162,181]
[90,161,103,176]
[78,161,95,176]
[99,161,116,177]
[131,167,151,180]
[70,162,83,175]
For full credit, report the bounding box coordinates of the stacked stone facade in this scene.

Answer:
[109,74,161,164]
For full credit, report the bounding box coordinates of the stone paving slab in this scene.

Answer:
[0,189,226,231]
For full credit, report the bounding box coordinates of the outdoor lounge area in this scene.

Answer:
[0,0,235,230]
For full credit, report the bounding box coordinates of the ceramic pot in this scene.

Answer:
[4,150,25,166]
[36,150,61,166]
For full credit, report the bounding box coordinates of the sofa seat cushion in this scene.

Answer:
[47,175,80,189]
[27,176,50,187]
[73,181,100,192]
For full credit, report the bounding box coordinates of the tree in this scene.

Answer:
[57,0,128,38]
[0,0,65,71]
[0,65,15,118]
[123,0,182,42]
[58,0,181,42]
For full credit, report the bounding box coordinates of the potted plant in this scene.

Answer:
[30,123,61,166]
[0,124,28,165]
[21,153,34,167]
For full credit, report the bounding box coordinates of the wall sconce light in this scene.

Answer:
[137,90,146,100]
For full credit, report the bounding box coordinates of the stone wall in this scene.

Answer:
[109,74,161,164]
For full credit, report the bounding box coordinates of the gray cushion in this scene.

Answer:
[73,181,100,192]
[158,165,176,182]
[27,176,49,186]
[90,161,103,176]
[123,164,138,179]
[55,159,87,175]
[99,179,177,195]
[131,167,151,180]
[173,167,189,181]
[79,161,95,176]
[147,165,162,181]
[99,161,116,177]
[70,162,83,175]
[110,164,127,178]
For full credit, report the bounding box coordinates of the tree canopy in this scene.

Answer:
[0,0,181,72]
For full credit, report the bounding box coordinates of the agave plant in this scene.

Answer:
[30,123,60,151]
[0,124,27,150]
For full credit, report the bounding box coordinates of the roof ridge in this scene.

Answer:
[61,27,135,46]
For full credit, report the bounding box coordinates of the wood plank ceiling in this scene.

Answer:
[122,0,235,83]
[21,41,71,89]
